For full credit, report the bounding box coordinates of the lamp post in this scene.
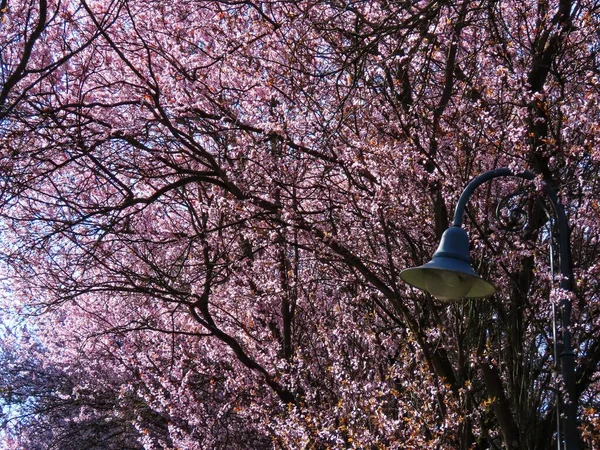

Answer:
[400,168,580,450]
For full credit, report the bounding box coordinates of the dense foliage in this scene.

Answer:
[1,0,600,448]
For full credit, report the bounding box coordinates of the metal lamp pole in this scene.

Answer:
[400,168,580,449]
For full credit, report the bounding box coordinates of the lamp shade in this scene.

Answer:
[400,227,495,301]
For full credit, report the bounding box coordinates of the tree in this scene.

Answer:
[1,0,600,448]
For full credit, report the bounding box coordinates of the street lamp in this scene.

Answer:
[400,168,580,450]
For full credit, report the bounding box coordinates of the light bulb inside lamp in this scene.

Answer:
[424,269,475,301]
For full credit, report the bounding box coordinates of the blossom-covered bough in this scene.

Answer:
[1,0,600,448]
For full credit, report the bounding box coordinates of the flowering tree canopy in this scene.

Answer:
[1,0,600,448]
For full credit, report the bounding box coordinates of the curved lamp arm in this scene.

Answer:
[452,168,534,226]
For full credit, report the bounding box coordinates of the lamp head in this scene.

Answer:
[400,227,495,301]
